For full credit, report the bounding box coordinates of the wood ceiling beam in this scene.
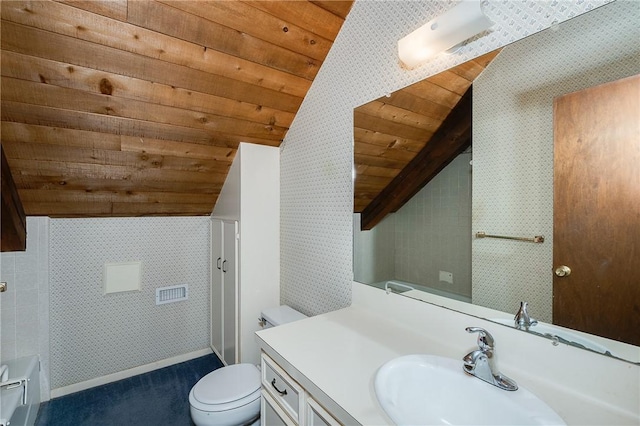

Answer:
[1,144,27,251]
[359,87,473,230]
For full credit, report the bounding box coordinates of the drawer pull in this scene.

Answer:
[271,378,288,396]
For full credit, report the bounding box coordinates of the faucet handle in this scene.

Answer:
[514,301,538,329]
[466,327,494,351]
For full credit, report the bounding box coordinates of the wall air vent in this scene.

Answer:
[155,284,188,305]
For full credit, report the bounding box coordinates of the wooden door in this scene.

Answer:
[553,74,640,346]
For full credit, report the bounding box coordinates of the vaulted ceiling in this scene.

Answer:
[1,0,353,217]
[1,1,498,223]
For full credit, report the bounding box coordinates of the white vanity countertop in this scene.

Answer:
[255,305,454,425]
[256,284,639,425]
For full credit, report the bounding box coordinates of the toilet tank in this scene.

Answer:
[261,305,307,329]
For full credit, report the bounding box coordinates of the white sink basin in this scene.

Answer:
[374,355,565,425]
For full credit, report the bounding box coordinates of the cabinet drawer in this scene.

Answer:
[261,353,304,423]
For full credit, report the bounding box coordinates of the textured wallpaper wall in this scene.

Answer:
[394,153,472,297]
[473,0,640,323]
[49,217,210,389]
[353,213,395,285]
[280,0,609,316]
[353,153,472,299]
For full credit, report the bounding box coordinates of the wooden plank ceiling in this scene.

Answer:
[354,50,500,229]
[0,0,353,217]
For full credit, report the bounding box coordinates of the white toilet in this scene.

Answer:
[189,305,307,426]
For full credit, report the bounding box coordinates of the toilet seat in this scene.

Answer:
[190,364,261,412]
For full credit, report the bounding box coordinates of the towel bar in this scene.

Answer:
[475,231,544,243]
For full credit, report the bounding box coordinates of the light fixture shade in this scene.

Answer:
[398,0,493,69]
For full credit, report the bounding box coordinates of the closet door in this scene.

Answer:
[210,219,223,357]
[222,220,239,364]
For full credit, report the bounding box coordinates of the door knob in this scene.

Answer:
[554,265,571,277]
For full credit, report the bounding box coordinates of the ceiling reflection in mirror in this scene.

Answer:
[353,1,640,364]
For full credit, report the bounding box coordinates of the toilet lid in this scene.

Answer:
[193,364,260,405]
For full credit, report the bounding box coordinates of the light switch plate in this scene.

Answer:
[439,270,453,284]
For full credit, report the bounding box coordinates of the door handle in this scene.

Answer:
[216,257,221,270]
[554,265,571,277]
[222,260,227,273]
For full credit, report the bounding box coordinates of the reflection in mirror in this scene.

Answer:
[353,1,640,364]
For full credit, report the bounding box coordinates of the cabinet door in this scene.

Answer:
[305,397,341,426]
[261,390,297,426]
[210,219,223,357]
[222,220,239,364]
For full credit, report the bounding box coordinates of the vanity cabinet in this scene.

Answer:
[261,353,341,426]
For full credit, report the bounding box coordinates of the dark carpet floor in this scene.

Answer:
[35,353,223,426]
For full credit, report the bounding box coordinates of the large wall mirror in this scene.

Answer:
[353,1,640,364]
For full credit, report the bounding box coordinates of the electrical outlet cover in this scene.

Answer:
[439,271,453,284]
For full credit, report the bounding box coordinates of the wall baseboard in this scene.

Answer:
[50,348,213,399]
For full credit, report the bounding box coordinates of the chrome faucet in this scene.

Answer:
[463,327,518,391]
[514,301,538,330]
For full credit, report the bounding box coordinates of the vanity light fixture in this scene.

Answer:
[398,0,493,69]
